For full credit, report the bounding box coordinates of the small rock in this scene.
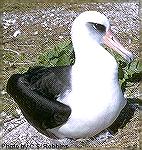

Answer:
[1,112,7,117]
[16,109,21,115]
[33,31,38,35]
[42,15,46,18]
[59,36,63,39]
[13,30,21,37]
[1,90,7,95]
[50,13,54,17]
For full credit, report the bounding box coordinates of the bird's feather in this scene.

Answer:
[6,66,72,136]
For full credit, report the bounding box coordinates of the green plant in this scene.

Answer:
[37,40,75,67]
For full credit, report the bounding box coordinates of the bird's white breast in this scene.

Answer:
[49,11,127,138]
[51,45,126,139]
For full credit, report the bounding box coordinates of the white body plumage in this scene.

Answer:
[49,11,133,139]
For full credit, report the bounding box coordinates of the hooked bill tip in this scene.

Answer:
[125,51,134,63]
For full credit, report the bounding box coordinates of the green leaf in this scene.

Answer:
[106,46,142,93]
[57,54,70,66]
[37,40,74,67]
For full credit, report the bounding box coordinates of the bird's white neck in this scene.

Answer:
[71,22,118,75]
[57,22,120,106]
[58,21,121,106]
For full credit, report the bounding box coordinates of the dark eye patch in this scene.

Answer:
[89,22,106,33]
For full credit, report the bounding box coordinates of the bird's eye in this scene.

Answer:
[92,23,106,33]
[111,36,114,41]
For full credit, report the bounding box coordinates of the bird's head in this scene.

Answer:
[72,11,134,62]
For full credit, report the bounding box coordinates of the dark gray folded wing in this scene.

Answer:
[6,66,72,136]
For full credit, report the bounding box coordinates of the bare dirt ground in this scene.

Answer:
[1,1,141,149]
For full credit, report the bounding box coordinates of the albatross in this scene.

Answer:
[6,11,134,139]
